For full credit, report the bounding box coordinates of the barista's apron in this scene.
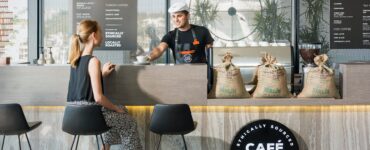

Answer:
[174,28,204,63]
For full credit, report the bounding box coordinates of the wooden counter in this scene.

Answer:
[0,64,207,106]
[1,64,370,106]
[2,64,370,150]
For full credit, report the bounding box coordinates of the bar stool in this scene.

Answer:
[62,104,110,150]
[150,104,197,150]
[0,103,42,150]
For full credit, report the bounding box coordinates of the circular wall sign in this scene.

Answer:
[231,119,299,150]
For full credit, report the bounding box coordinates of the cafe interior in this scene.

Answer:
[1,0,370,150]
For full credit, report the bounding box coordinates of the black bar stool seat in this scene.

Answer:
[0,103,42,150]
[150,104,197,150]
[62,104,110,150]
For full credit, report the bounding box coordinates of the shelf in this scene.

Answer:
[207,98,370,106]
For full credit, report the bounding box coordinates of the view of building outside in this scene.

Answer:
[1,0,28,63]
[0,0,332,64]
[299,0,330,53]
[42,0,71,64]
[136,0,167,64]
[170,0,292,47]
[40,0,331,64]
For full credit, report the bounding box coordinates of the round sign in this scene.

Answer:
[231,119,299,150]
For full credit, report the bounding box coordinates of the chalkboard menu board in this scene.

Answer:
[330,0,370,49]
[73,0,137,50]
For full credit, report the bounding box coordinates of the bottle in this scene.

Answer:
[37,53,46,64]
[45,47,55,64]
[46,51,55,64]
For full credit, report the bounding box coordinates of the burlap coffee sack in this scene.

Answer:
[252,53,291,98]
[247,53,274,94]
[298,54,340,98]
[208,52,251,98]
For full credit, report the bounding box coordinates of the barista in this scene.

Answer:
[146,2,214,63]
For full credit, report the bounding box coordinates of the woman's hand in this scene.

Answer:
[115,106,125,113]
[102,62,115,77]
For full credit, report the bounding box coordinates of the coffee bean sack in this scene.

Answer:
[208,52,251,98]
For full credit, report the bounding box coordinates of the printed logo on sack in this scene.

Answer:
[231,119,299,150]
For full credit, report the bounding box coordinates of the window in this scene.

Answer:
[172,0,292,47]
[40,0,306,64]
[299,0,330,53]
[0,0,28,63]
[137,0,167,64]
[42,0,71,64]
[42,0,167,64]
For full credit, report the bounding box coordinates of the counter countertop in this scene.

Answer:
[1,64,370,106]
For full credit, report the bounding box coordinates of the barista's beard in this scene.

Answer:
[177,22,190,30]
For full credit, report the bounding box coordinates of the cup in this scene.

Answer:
[0,57,10,65]
[136,56,147,63]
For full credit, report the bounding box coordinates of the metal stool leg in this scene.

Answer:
[70,135,76,150]
[95,135,100,150]
[18,135,21,150]
[25,133,32,150]
[156,134,162,150]
[99,135,105,150]
[1,135,5,150]
[181,134,187,150]
[75,135,80,150]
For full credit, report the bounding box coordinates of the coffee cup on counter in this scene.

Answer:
[136,55,148,63]
[0,57,10,65]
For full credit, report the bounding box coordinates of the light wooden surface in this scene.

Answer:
[1,64,370,106]
[104,64,207,105]
[0,66,70,105]
[2,105,369,150]
[0,65,208,106]
[340,63,370,100]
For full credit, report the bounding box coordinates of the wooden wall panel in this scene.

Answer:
[2,106,368,150]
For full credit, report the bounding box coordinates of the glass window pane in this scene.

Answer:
[299,0,330,54]
[1,0,28,63]
[137,0,166,64]
[42,0,167,64]
[42,0,71,64]
[169,0,292,48]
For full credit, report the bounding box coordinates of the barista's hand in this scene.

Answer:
[144,55,152,62]
[102,61,115,77]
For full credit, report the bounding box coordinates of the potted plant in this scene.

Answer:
[300,0,329,53]
[253,0,291,43]
[190,0,219,27]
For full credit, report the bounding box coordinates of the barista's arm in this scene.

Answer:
[205,43,213,63]
[147,42,168,61]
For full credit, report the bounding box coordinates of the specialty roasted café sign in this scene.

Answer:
[73,0,137,50]
[330,0,370,49]
[231,119,299,150]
